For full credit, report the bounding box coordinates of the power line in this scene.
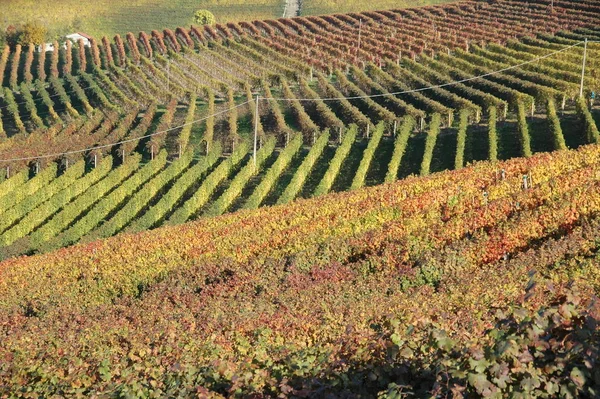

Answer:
[266,40,586,102]
[0,39,593,163]
[0,101,251,163]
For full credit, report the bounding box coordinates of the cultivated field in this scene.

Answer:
[301,0,460,16]
[0,0,599,258]
[0,0,463,39]
[1,0,600,396]
[0,0,285,39]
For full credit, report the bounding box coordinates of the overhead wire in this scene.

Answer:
[0,100,251,163]
[0,39,594,163]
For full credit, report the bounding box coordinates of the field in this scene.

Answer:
[301,0,459,16]
[0,0,462,39]
[0,0,599,258]
[0,0,286,39]
[2,141,600,396]
[1,0,600,396]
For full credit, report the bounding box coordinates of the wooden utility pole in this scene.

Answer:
[580,38,588,98]
[253,95,260,168]
[167,60,171,93]
[356,19,362,62]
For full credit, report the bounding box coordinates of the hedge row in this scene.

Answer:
[27,154,142,249]
[575,96,600,144]
[205,136,276,217]
[385,116,416,183]
[19,83,45,129]
[420,113,442,176]
[177,92,197,152]
[42,152,168,251]
[546,97,567,150]
[516,100,532,157]
[0,157,114,247]
[128,145,222,233]
[0,160,85,235]
[314,124,358,196]
[277,130,330,204]
[244,134,303,210]
[454,109,471,170]
[2,87,26,133]
[168,142,249,224]
[351,122,385,190]
[487,105,498,162]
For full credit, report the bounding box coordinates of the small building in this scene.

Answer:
[37,42,55,52]
[37,32,93,52]
[65,32,92,47]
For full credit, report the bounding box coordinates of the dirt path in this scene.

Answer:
[283,0,300,17]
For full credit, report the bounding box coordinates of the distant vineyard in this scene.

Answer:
[0,0,600,257]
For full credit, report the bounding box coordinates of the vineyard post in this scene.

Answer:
[122,149,126,162]
[178,143,182,159]
[5,166,9,179]
[94,154,97,169]
[366,124,370,138]
[393,120,397,137]
[253,95,260,168]
[580,38,587,98]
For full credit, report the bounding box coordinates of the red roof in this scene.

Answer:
[76,32,93,40]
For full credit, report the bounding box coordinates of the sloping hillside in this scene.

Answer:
[1,142,600,396]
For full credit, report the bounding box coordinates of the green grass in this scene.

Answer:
[301,0,461,16]
[1,0,462,41]
[0,0,285,40]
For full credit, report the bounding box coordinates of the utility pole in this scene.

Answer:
[253,95,260,168]
[580,38,588,98]
[356,19,362,63]
[167,60,170,93]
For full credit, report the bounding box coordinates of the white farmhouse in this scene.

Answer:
[37,32,93,52]
[65,32,92,47]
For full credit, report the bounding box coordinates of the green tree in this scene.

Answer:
[18,23,47,45]
[194,10,216,25]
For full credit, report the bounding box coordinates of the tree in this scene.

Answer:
[194,10,216,25]
[18,23,47,46]
[5,25,19,48]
